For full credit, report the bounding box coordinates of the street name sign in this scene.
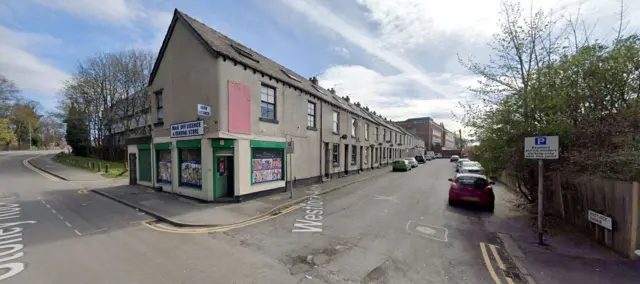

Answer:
[588,210,613,230]
[524,136,559,159]
[197,104,211,116]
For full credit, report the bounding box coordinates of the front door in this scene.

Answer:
[324,142,330,178]
[344,144,349,174]
[214,153,234,199]
[359,146,363,171]
[129,153,137,185]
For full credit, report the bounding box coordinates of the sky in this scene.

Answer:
[0,0,638,134]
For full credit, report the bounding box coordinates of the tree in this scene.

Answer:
[8,100,41,147]
[0,118,16,147]
[40,112,65,147]
[64,104,90,157]
[58,48,154,160]
[0,75,19,118]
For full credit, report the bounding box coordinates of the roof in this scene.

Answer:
[150,9,423,142]
[454,173,487,179]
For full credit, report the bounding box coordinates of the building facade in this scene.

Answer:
[126,9,425,202]
[396,117,459,151]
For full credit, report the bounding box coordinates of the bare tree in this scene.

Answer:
[0,75,20,118]
[58,49,155,160]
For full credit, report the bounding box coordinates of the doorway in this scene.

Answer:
[324,142,330,178]
[214,151,234,199]
[129,153,137,185]
[344,144,349,174]
[359,146,363,171]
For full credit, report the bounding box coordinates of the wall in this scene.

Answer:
[150,19,220,139]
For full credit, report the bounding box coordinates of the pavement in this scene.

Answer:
[91,166,393,227]
[6,151,640,283]
[27,153,109,181]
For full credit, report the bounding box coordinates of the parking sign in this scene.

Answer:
[525,136,558,159]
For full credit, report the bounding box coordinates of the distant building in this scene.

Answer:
[396,117,459,151]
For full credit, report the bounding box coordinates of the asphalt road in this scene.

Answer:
[0,152,300,284]
[222,159,526,284]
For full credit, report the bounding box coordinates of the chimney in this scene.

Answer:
[355,102,361,107]
[309,76,318,85]
[344,95,350,102]
[329,88,336,94]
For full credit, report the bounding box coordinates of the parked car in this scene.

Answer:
[448,173,495,212]
[392,159,411,172]
[407,157,419,168]
[435,153,442,159]
[425,155,432,161]
[458,161,484,174]
[455,158,470,172]
[414,155,427,163]
[450,155,460,162]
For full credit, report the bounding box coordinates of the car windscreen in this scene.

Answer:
[456,176,487,187]
[462,162,480,167]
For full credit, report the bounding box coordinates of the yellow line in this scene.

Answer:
[480,242,502,284]
[143,204,302,234]
[489,244,506,270]
[23,156,60,181]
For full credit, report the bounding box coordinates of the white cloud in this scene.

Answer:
[317,65,478,133]
[276,0,451,97]
[32,0,140,25]
[0,25,70,95]
[331,46,350,58]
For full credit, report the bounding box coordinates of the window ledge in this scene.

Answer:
[153,121,164,127]
[307,126,317,131]
[332,163,340,168]
[351,162,357,166]
[259,117,279,124]
[332,132,340,135]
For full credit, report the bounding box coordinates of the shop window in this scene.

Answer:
[332,143,339,167]
[252,148,284,184]
[157,150,171,183]
[179,148,202,188]
[351,145,357,165]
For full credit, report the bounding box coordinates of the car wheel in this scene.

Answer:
[486,202,495,212]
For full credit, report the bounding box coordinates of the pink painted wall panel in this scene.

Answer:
[228,81,252,134]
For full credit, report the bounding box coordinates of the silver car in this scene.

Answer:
[406,158,419,168]
[458,161,484,174]
[455,158,470,172]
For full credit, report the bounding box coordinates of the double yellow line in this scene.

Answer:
[142,204,302,234]
[480,242,516,284]
[23,155,63,181]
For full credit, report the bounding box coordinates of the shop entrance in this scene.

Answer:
[214,149,234,199]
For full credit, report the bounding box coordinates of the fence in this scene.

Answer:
[501,171,640,259]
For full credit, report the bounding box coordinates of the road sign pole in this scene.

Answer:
[538,159,544,245]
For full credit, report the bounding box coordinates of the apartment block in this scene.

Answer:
[125,9,425,202]
[396,117,458,151]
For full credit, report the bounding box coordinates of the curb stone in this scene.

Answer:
[93,167,392,228]
[498,232,538,284]
[26,155,70,181]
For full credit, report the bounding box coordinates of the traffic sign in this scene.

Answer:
[524,136,558,159]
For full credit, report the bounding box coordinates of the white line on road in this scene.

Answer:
[65,222,71,227]
[74,228,107,236]
[51,209,56,214]
[74,230,81,236]
[45,204,50,208]
[40,200,45,204]
[58,215,64,220]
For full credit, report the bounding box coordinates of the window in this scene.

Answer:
[307,101,316,128]
[351,145,357,165]
[281,69,302,82]
[332,143,339,166]
[251,148,284,184]
[157,150,171,183]
[231,44,259,63]
[312,85,326,95]
[155,91,163,122]
[375,148,378,162]
[260,85,276,120]
[383,129,387,141]
[383,147,386,159]
[179,148,202,188]
[351,118,357,137]
[375,127,379,141]
[365,124,369,140]
[364,148,368,164]
[332,111,339,134]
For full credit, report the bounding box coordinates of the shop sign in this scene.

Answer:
[171,120,204,138]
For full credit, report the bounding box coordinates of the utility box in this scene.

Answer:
[286,141,295,154]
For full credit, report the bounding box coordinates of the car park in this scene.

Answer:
[392,159,411,172]
[448,173,495,212]
[407,157,419,168]
[450,155,459,162]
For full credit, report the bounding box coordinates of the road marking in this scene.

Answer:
[292,195,324,233]
[0,202,38,281]
[58,215,64,220]
[22,156,62,181]
[373,195,400,203]
[65,222,71,227]
[45,205,50,208]
[480,242,502,284]
[74,230,82,236]
[405,221,448,242]
[51,209,56,214]
[74,228,107,236]
[489,244,506,270]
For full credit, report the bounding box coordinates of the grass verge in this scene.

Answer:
[54,152,128,178]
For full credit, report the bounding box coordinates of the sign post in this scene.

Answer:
[524,135,559,245]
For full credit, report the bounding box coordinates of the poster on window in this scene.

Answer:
[251,150,283,184]
[158,160,171,183]
[181,160,202,188]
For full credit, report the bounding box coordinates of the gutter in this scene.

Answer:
[319,100,323,181]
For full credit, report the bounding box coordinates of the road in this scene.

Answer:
[1,151,524,283]
[0,152,299,284]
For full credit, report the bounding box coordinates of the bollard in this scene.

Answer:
[105,164,109,173]
[97,163,101,172]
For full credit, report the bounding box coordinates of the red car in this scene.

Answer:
[448,173,495,212]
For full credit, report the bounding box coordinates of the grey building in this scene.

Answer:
[127,9,425,201]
